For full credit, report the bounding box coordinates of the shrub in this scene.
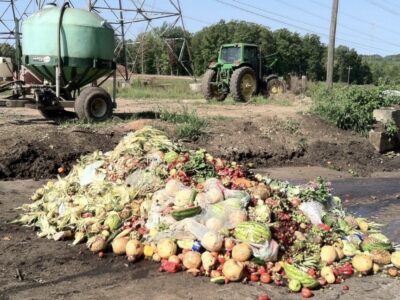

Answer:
[310,84,400,134]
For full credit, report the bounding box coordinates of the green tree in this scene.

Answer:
[0,43,15,61]
[301,34,325,81]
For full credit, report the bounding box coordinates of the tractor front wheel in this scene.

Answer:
[230,66,257,102]
[74,87,113,122]
[201,69,227,101]
[266,78,286,96]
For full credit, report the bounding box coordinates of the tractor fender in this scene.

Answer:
[263,74,279,83]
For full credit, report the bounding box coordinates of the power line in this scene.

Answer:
[365,0,400,16]
[272,0,400,50]
[214,0,394,54]
[308,0,400,39]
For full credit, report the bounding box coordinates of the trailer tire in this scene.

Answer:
[230,66,257,102]
[74,87,113,122]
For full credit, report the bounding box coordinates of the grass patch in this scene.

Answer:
[310,83,400,134]
[159,106,207,140]
[104,77,202,100]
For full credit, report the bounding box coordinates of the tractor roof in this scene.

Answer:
[221,43,258,48]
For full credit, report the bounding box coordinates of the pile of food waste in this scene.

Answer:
[15,127,400,298]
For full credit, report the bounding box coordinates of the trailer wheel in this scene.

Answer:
[230,66,257,102]
[202,69,227,101]
[75,87,113,122]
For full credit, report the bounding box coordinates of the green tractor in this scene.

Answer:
[202,43,286,102]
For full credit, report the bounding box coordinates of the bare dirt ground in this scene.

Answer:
[1,97,399,180]
[1,97,400,300]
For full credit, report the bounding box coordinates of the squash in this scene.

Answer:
[391,251,400,268]
[352,254,373,273]
[320,245,337,265]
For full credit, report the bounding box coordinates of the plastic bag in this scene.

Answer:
[299,201,325,224]
[201,198,248,230]
[79,161,105,186]
[251,239,279,262]
[125,169,163,191]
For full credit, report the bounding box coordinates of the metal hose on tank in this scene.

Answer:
[56,2,70,98]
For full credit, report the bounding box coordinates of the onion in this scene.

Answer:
[112,237,129,255]
[183,251,202,269]
[157,239,177,259]
[201,251,216,271]
[232,243,252,262]
[222,259,244,281]
[126,240,144,257]
[168,255,181,265]
[224,238,235,250]
[88,236,107,253]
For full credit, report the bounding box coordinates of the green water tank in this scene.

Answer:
[22,4,115,90]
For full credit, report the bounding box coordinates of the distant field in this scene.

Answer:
[104,76,202,100]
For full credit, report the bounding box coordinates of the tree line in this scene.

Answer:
[1,20,399,84]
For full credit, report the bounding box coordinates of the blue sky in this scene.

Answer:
[178,0,400,56]
[1,0,400,56]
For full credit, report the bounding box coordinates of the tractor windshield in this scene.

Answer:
[220,47,241,64]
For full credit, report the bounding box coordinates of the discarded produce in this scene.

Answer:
[13,127,400,296]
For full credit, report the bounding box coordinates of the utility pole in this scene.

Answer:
[326,0,339,89]
[347,66,352,85]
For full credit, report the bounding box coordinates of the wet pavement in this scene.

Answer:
[333,177,400,244]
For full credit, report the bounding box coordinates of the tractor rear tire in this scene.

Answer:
[74,87,113,122]
[266,78,286,96]
[230,66,257,102]
[201,69,227,101]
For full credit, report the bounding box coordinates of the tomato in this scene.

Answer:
[258,266,267,274]
[301,287,313,298]
[317,224,332,231]
[250,273,260,282]
[258,294,270,300]
[260,273,272,284]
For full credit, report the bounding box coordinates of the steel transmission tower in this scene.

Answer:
[0,0,193,81]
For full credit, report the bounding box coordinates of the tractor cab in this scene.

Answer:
[218,43,259,69]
